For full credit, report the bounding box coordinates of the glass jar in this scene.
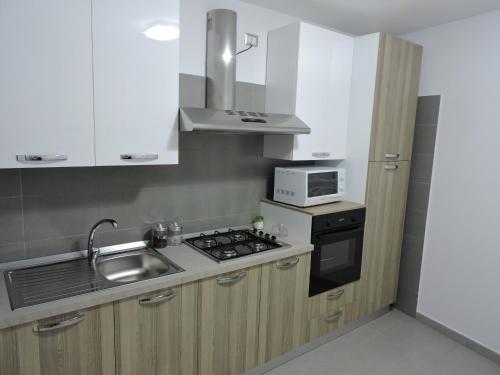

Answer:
[167,221,183,246]
[152,223,168,248]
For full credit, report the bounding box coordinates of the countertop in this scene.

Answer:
[0,236,313,330]
[261,199,365,216]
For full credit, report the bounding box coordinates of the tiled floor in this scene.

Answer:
[265,310,500,375]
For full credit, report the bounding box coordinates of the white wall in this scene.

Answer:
[404,10,500,353]
[180,0,297,84]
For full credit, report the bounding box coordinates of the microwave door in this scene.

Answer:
[307,171,338,198]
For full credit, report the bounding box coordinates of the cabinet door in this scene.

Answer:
[369,34,422,162]
[199,267,261,375]
[257,254,310,364]
[358,161,410,317]
[114,283,197,375]
[92,0,179,166]
[0,304,115,375]
[0,0,95,168]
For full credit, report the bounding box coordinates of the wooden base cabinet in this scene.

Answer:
[257,254,310,364]
[358,161,411,317]
[0,304,115,375]
[198,267,261,375]
[114,283,198,375]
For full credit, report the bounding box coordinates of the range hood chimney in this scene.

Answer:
[179,9,310,135]
[206,9,237,110]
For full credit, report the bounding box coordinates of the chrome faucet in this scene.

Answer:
[87,219,118,263]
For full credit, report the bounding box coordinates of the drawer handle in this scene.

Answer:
[276,257,300,270]
[384,165,399,171]
[16,154,67,162]
[33,313,85,333]
[312,152,331,158]
[384,153,400,159]
[324,311,343,323]
[120,153,159,161]
[217,271,247,285]
[327,289,345,301]
[139,289,177,305]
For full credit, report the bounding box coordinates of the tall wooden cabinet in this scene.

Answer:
[369,34,422,162]
[257,254,310,364]
[358,33,422,318]
[358,162,411,316]
[198,267,261,375]
[114,283,198,375]
[0,304,115,375]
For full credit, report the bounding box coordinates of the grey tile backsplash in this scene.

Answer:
[396,95,440,317]
[0,74,296,263]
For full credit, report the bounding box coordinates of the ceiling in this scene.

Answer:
[241,0,500,35]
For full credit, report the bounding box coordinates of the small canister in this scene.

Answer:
[167,221,183,246]
[152,223,168,248]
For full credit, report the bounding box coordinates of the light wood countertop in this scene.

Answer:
[261,199,365,216]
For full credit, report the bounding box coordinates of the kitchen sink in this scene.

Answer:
[95,248,179,283]
[4,246,183,310]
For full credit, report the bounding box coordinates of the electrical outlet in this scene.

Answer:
[244,33,259,48]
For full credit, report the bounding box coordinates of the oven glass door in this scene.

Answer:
[307,171,338,198]
[309,225,364,296]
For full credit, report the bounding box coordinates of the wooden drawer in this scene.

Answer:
[304,301,359,342]
[307,281,359,319]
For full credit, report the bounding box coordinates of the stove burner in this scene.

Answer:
[202,238,217,248]
[253,242,267,252]
[184,229,287,263]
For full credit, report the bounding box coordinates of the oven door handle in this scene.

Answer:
[315,227,363,240]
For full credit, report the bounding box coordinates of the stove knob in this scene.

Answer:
[271,235,276,241]
[252,228,258,234]
[259,231,264,236]
[265,233,270,239]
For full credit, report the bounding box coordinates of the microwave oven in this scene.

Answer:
[274,166,346,207]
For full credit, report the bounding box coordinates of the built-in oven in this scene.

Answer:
[309,208,366,297]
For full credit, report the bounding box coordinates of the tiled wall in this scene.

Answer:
[396,95,440,316]
[0,74,298,263]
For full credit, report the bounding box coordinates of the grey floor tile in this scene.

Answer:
[0,170,21,197]
[0,197,24,244]
[265,311,499,375]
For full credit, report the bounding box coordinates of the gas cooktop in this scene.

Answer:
[184,228,290,263]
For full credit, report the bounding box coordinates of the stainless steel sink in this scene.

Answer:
[95,248,178,283]
[4,246,183,310]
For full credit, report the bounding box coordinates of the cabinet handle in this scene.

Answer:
[384,153,400,159]
[312,152,331,158]
[384,165,399,171]
[139,289,177,305]
[327,289,345,301]
[217,271,247,285]
[33,313,85,333]
[324,311,343,323]
[16,154,67,162]
[276,256,300,270]
[120,153,158,161]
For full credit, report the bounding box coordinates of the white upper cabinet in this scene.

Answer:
[264,23,353,161]
[92,0,179,166]
[0,0,95,168]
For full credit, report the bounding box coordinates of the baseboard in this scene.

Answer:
[245,307,390,375]
[416,312,500,365]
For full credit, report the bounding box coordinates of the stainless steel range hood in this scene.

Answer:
[179,9,310,135]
